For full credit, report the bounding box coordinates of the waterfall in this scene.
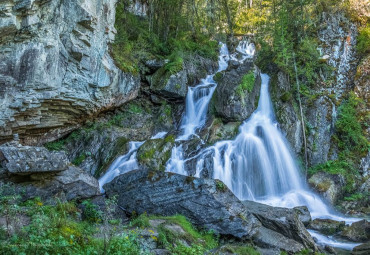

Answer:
[99,131,167,192]
[178,43,230,140]
[167,41,358,224]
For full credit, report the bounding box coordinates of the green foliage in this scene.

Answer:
[216,180,227,192]
[221,245,260,255]
[111,0,219,74]
[81,200,102,223]
[335,92,368,157]
[357,24,370,56]
[0,197,142,255]
[236,71,255,97]
[130,213,150,228]
[72,153,87,166]
[164,53,184,74]
[154,214,217,253]
[308,160,357,193]
[344,193,366,201]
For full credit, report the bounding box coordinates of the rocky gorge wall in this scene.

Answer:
[272,12,360,167]
[0,0,140,146]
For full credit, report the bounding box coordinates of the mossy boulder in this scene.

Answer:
[137,136,175,171]
[150,67,188,100]
[340,219,370,242]
[309,219,345,235]
[213,61,261,122]
[204,118,241,145]
[308,171,346,204]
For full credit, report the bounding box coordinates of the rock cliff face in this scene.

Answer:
[272,12,359,166]
[0,0,140,146]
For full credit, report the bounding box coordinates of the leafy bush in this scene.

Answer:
[357,24,370,56]
[335,92,368,156]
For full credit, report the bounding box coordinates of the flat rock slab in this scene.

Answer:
[105,169,261,239]
[104,169,317,253]
[0,145,69,174]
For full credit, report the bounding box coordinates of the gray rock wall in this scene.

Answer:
[271,12,359,167]
[0,0,140,145]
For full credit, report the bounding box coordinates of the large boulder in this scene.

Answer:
[150,68,188,100]
[212,61,261,122]
[309,218,345,235]
[242,201,315,249]
[0,144,68,174]
[149,54,218,101]
[104,169,317,253]
[341,219,370,242]
[352,242,370,255]
[0,144,100,201]
[0,0,140,146]
[137,136,175,171]
[105,169,261,239]
[308,171,346,204]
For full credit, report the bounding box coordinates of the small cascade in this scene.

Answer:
[178,43,230,140]
[166,41,256,174]
[99,131,167,192]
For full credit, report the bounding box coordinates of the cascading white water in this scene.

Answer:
[99,131,167,192]
[178,43,230,140]
[200,74,338,220]
[166,43,232,174]
[101,40,362,250]
[166,41,361,249]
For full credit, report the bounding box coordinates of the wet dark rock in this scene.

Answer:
[294,206,312,227]
[51,98,175,177]
[252,226,305,254]
[202,118,241,145]
[242,201,315,249]
[150,69,188,100]
[3,165,100,202]
[0,144,68,174]
[341,220,370,242]
[324,245,337,254]
[0,144,99,201]
[105,169,317,252]
[149,54,218,101]
[213,62,261,122]
[352,242,370,255]
[105,169,261,239]
[309,219,345,235]
[308,172,346,204]
[137,136,175,171]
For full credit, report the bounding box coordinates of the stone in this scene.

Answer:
[308,172,346,204]
[341,220,370,242]
[213,61,261,122]
[104,169,317,253]
[104,169,261,239]
[294,206,312,227]
[3,165,100,202]
[150,69,188,100]
[0,0,140,146]
[137,136,175,171]
[0,144,68,174]
[352,242,370,255]
[242,201,316,249]
[309,219,345,235]
[252,226,305,254]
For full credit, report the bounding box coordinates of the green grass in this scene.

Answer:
[236,71,255,97]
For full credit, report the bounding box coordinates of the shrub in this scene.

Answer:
[357,24,370,56]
